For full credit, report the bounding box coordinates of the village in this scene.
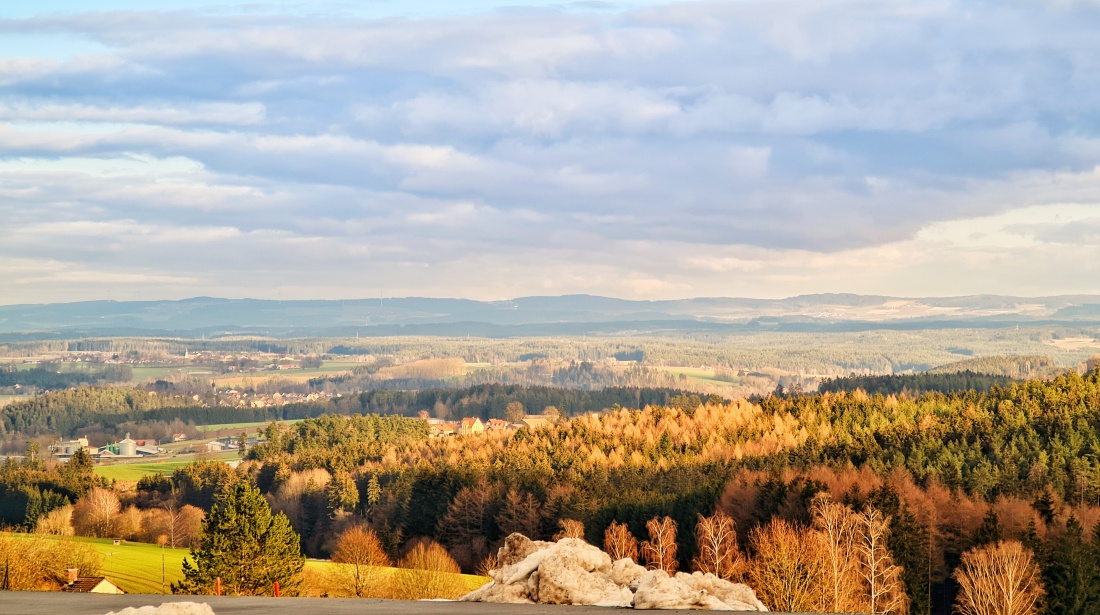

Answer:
[41,414,559,465]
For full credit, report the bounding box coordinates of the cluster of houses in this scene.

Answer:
[49,434,162,461]
[426,415,553,438]
[212,389,331,408]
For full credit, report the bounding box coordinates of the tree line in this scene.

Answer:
[0,363,133,391]
[817,371,1017,397]
[0,383,700,439]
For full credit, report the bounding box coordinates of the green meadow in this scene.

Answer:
[94,452,240,482]
[3,533,488,597]
[659,365,740,386]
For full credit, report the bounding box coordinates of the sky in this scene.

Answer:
[3,0,1100,305]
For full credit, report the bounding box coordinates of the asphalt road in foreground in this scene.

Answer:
[0,592,807,615]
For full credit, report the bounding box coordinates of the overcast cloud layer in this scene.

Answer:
[3,0,1100,304]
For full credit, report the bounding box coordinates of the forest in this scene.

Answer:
[0,383,701,440]
[4,366,1100,612]
[2,326,1096,376]
[817,371,1016,396]
[0,363,132,391]
[139,369,1100,611]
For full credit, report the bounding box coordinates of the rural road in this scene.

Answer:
[0,592,810,614]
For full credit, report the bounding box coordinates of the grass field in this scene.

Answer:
[1,533,189,594]
[94,452,240,482]
[660,366,740,387]
[3,533,489,597]
[130,365,205,382]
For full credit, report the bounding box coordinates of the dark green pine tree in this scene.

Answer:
[971,509,1003,548]
[173,482,304,596]
[1042,516,1100,615]
[326,470,360,517]
[366,474,382,507]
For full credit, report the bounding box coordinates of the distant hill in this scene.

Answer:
[1,294,1100,337]
[927,355,1061,379]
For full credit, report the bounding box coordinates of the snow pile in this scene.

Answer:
[461,533,767,611]
[106,603,216,615]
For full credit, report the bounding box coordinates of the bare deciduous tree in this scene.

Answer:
[72,488,120,538]
[604,521,639,563]
[640,516,678,572]
[114,506,144,541]
[392,538,465,600]
[693,511,744,580]
[856,507,909,615]
[747,518,827,613]
[332,525,391,597]
[176,504,205,549]
[554,518,585,541]
[505,401,526,424]
[811,493,864,613]
[476,553,499,577]
[954,540,1044,615]
[35,505,74,536]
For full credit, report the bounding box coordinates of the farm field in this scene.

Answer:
[208,361,361,387]
[2,533,489,597]
[94,451,240,482]
[129,365,205,382]
[658,366,739,387]
[195,418,305,433]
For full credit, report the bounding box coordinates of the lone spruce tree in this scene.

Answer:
[173,482,304,596]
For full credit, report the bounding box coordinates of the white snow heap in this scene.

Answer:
[461,533,768,611]
[105,603,216,615]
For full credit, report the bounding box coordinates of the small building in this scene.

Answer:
[430,423,456,438]
[172,433,188,442]
[458,417,485,436]
[486,418,511,430]
[118,434,138,457]
[50,437,90,457]
[61,569,124,594]
[521,416,552,430]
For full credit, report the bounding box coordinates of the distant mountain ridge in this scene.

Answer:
[2,294,1100,337]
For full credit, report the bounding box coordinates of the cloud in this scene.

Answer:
[3,0,1100,303]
